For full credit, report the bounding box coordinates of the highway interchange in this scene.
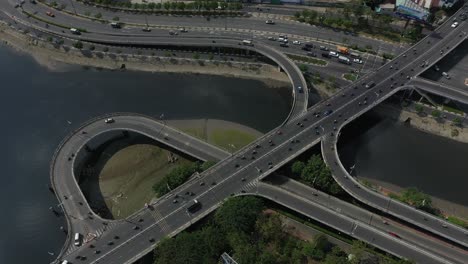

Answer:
[1,0,467,263]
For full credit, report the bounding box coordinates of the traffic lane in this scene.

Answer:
[50,1,468,258]
[19,0,401,54]
[272,176,468,264]
[257,183,447,264]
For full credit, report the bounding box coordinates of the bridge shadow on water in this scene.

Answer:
[75,130,198,220]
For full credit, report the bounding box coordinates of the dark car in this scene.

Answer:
[324,110,333,116]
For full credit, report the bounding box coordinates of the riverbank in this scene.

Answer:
[0,22,289,87]
[374,103,468,144]
[359,177,468,222]
[95,118,262,219]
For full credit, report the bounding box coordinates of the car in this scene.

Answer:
[319,46,329,51]
[388,232,401,238]
[292,40,301,45]
[297,86,303,93]
[365,81,375,89]
[110,22,121,28]
[442,72,450,79]
[169,30,178,35]
[324,110,333,116]
[451,22,459,28]
[301,46,311,51]
[280,43,289,47]
[179,27,188,32]
[30,0,37,3]
[307,52,317,57]
[61,261,68,264]
[353,58,362,64]
[265,20,275,25]
[142,27,151,32]
[74,233,81,246]
[70,28,81,35]
[267,36,276,41]
[46,11,55,17]
[329,51,339,57]
[104,118,115,124]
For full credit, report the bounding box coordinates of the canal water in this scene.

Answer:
[0,46,291,263]
[339,112,468,207]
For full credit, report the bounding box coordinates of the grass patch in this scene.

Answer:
[446,216,468,228]
[99,144,193,219]
[442,105,464,115]
[286,54,327,66]
[343,73,358,82]
[210,129,257,152]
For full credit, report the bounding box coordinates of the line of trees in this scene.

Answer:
[152,160,216,197]
[154,196,414,264]
[291,154,344,196]
[78,0,242,11]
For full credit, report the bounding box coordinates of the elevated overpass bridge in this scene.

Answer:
[3,0,466,262]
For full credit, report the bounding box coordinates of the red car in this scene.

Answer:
[46,11,55,17]
[388,232,401,239]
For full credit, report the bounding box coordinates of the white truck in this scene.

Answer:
[338,56,351,65]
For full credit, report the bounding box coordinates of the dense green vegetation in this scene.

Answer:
[293,0,421,43]
[152,161,216,197]
[291,154,344,196]
[76,0,243,12]
[388,187,439,215]
[154,197,413,264]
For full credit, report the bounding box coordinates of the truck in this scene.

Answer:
[187,199,201,213]
[337,45,349,55]
[242,40,253,46]
[338,56,351,65]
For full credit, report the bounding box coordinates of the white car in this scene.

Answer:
[292,40,301,45]
[265,20,275,25]
[329,51,339,57]
[451,22,459,28]
[353,58,363,64]
[105,118,115,124]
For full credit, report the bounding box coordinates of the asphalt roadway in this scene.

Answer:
[25,0,404,54]
[37,2,468,263]
[409,77,468,105]
[50,113,230,255]
[255,181,460,264]
[2,0,468,263]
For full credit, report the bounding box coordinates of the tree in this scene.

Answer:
[350,240,367,264]
[431,110,441,118]
[452,117,462,126]
[415,104,424,113]
[215,197,263,235]
[291,161,305,175]
[94,12,102,19]
[201,160,216,171]
[256,214,284,243]
[193,53,200,60]
[299,64,308,73]
[73,41,83,49]
[154,226,226,264]
[323,246,348,264]
[112,16,119,21]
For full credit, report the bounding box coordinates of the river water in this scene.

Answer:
[339,112,468,207]
[0,46,291,263]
